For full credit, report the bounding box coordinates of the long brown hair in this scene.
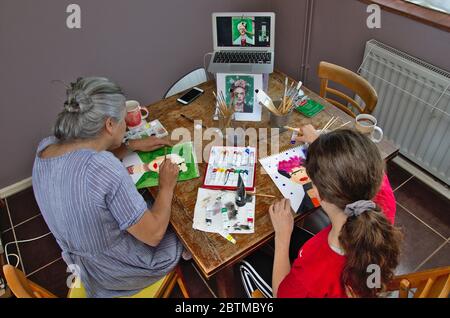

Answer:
[305,129,402,297]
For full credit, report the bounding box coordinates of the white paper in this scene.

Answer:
[193,188,255,234]
[259,145,307,212]
[122,151,143,184]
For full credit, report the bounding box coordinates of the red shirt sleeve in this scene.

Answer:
[373,174,396,224]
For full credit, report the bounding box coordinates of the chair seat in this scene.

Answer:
[67,274,169,298]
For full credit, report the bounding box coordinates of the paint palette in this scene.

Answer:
[123,119,169,142]
[202,146,256,191]
[192,188,255,234]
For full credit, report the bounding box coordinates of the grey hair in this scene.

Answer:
[54,77,126,141]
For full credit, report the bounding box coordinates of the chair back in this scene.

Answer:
[5,263,189,298]
[318,61,378,117]
[164,68,208,98]
[387,266,450,298]
[3,265,57,298]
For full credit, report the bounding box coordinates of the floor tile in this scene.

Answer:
[27,258,69,298]
[394,205,446,275]
[395,177,450,238]
[6,187,41,227]
[1,230,23,270]
[178,260,214,298]
[386,160,413,191]
[417,241,450,271]
[0,198,11,232]
[13,215,62,275]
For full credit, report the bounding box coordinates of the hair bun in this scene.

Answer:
[64,90,93,113]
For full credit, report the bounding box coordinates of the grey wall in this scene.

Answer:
[1,0,449,189]
[270,0,308,80]
[0,0,271,188]
[272,0,450,91]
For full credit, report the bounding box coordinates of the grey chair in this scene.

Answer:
[164,68,208,99]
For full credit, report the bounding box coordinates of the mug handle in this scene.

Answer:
[140,107,149,120]
[371,126,383,143]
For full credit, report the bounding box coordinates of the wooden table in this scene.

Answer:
[145,70,399,297]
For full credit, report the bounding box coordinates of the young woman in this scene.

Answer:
[32,77,183,297]
[240,126,401,298]
[271,126,402,297]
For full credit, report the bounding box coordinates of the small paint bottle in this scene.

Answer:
[221,207,229,230]
[290,130,298,144]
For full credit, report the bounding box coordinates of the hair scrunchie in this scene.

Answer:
[344,200,376,217]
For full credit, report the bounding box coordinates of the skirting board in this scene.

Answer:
[0,177,32,199]
[392,157,450,200]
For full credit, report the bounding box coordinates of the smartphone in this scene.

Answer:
[177,87,204,105]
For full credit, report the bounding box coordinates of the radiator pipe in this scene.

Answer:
[300,0,315,84]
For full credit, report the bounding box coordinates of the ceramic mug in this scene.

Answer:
[355,114,383,143]
[125,100,149,128]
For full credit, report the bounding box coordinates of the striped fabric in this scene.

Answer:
[32,137,182,298]
[240,260,273,298]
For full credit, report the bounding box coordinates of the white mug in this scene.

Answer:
[355,114,383,143]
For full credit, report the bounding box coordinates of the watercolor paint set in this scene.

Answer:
[203,146,256,191]
[123,119,169,142]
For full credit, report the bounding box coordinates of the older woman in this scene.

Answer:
[32,77,183,297]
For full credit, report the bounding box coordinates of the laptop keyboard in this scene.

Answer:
[213,51,271,64]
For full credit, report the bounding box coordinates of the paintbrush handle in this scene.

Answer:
[247,192,277,199]
[284,126,301,133]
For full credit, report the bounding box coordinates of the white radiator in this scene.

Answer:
[358,40,450,185]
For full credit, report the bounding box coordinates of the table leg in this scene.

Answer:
[214,266,236,298]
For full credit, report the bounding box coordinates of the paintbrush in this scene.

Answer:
[320,117,335,134]
[247,192,277,199]
[283,126,302,133]
[255,89,280,115]
[180,113,208,129]
[332,120,351,131]
[282,77,288,113]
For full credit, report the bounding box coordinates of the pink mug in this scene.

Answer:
[125,100,149,128]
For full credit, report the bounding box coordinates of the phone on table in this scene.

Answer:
[177,87,204,105]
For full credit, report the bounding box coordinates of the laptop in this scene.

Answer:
[208,12,275,74]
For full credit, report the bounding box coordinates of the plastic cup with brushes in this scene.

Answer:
[256,78,303,128]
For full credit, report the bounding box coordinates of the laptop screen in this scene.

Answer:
[216,15,272,48]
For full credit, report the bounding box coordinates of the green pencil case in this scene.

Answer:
[295,99,324,117]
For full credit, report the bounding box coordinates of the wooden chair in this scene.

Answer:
[2,265,57,298]
[318,61,378,117]
[387,266,450,298]
[251,289,265,298]
[3,264,189,298]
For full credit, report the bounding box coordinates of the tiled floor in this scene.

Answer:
[1,158,449,298]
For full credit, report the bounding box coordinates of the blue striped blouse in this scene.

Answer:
[32,137,182,297]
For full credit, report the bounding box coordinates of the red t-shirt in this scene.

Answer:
[277,175,396,298]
